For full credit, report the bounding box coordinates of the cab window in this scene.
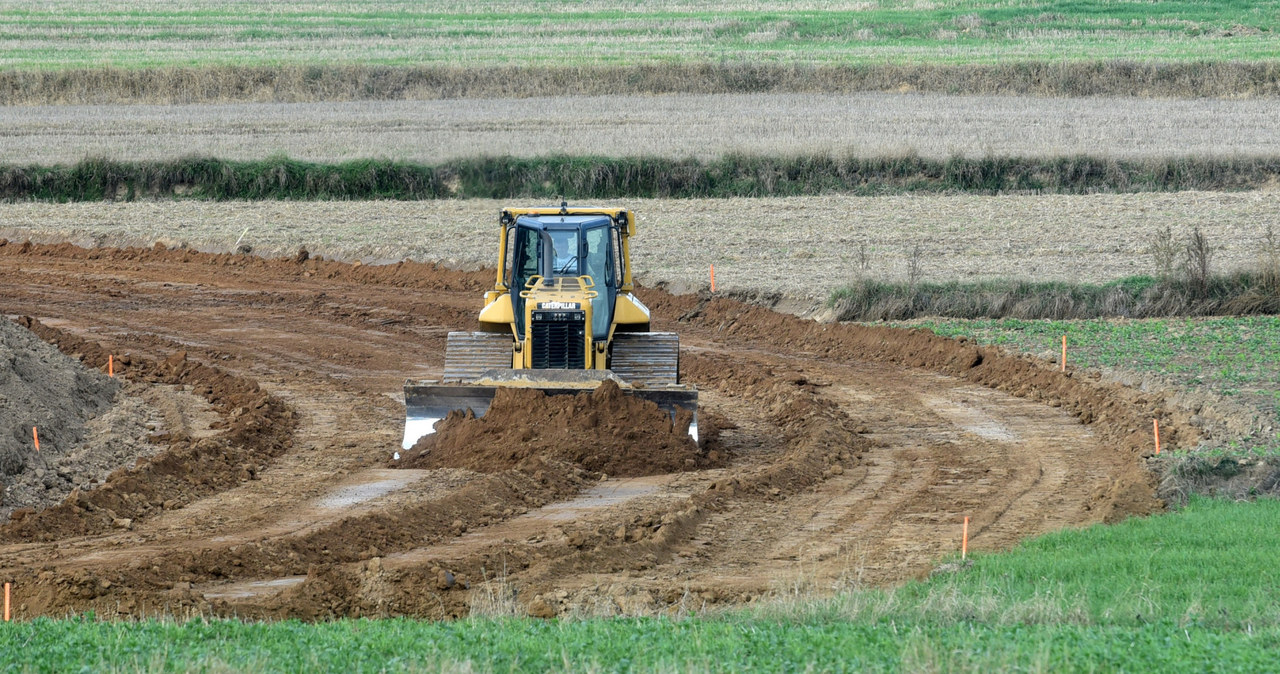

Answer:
[510,225,541,290]
[548,229,579,276]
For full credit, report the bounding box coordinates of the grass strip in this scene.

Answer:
[4,61,1280,105]
[779,497,1280,630]
[908,315,1280,418]
[2,500,1278,672]
[4,154,1280,202]
[0,618,1274,672]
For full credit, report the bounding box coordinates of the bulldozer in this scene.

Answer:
[402,203,698,450]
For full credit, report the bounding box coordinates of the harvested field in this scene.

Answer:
[6,93,1280,164]
[1,193,1275,300]
[0,243,1198,619]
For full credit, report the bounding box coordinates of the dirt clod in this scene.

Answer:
[527,597,556,619]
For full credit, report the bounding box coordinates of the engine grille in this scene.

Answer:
[530,310,586,369]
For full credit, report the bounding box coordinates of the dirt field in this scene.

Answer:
[2,192,1275,301]
[0,242,1198,619]
[6,93,1280,163]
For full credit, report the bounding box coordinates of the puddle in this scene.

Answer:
[540,476,672,521]
[315,469,426,509]
[201,576,306,601]
[923,394,1018,442]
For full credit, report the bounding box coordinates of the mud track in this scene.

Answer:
[0,241,1198,619]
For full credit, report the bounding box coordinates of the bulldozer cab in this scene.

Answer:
[506,214,619,340]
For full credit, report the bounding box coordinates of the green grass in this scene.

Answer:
[4,154,1280,202]
[804,497,1280,629]
[0,617,1274,672]
[909,315,1280,458]
[2,0,1278,69]
[3,498,1278,672]
[914,315,1280,406]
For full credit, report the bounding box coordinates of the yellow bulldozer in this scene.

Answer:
[402,203,698,449]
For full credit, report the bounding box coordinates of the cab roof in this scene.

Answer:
[515,213,614,228]
[501,204,636,236]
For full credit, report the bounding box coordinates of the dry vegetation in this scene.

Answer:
[5,62,1280,106]
[5,92,1280,164]
[2,192,1275,300]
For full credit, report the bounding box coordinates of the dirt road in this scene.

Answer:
[0,242,1193,618]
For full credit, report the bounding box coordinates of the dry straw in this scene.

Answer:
[3,62,1280,106]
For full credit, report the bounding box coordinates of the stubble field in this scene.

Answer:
[5,92,1280,164]
[2,191,1275,299]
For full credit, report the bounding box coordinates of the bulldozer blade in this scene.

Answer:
[402,376,699,450]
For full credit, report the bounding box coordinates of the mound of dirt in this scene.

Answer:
[0,317,118,498]
[1,318,295,542]
[397,380,714,477]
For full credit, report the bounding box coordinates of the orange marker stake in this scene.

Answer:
[108,354,114,377]
[710,264,716,293]
[4,582,9,622]
[962,516,970,560]
[1154,419,1161,455]
[32,427,39,452]
[1061,335,1067,372]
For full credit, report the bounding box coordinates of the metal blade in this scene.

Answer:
[402,383,499,450]
[401,378,699,450]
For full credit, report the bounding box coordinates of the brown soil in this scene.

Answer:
[1,317,294,542]
[0,241,1199,620]
[0,317,118,487]
[398,381,711,477]
[0,380,217,523]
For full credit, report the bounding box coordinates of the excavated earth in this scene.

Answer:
[398,381,715,477]
[0,241,1201,620]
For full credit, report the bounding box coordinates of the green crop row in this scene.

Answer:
[2,0,1278,69]
[4,154,1280,203]
[2,498,1278,672]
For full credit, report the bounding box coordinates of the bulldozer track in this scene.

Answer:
[0,243,1176,619]
[442,331,512,381]
[609,332,681,386]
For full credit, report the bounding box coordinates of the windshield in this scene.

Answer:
[548,229,580,275]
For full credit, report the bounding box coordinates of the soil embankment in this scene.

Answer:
[0,317,118,516]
